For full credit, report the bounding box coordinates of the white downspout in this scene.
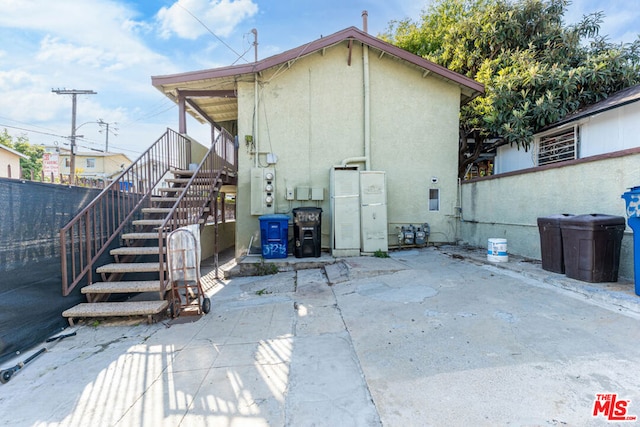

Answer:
[335,11,371,170]
[362,11,371,171]
[252,28,259,168]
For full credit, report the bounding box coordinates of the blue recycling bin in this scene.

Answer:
[621,186,640,296]
[259,214,289,259]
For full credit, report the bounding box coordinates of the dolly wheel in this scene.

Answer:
[202,297,211,314]
[1,370,13,384]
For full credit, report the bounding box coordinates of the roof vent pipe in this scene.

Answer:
[362,10,368,33]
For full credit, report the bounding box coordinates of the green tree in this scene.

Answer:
[1,128,44,178]
[382,0,640,178]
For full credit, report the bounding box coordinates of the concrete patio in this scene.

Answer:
[1,245,639,426]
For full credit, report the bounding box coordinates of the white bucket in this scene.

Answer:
[487,238,508,262]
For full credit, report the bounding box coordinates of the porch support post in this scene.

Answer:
[177,90,187,134]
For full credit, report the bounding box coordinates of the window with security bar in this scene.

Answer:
[537,126,577,166]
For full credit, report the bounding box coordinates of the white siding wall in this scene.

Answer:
[580,101,640,157]
[495,143,536,174]
[496,100,640,173]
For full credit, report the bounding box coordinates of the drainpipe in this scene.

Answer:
[362,10,371,171]
[335,12,371,170]
[252,28,259,168]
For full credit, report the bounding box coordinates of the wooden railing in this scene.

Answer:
[59,129,191,296]
[158,127,236,291]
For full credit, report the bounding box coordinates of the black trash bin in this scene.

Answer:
[292,207,322,258]
[560,214,626,282]
[537,214,574,273]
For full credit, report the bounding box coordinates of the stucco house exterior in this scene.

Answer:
[43,146,132,183]
[152,25,483,258]
[0,143,29,178]
[460,84,640,280]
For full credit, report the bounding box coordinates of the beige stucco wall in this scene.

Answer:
[58,153,131,178]
[460,150,640,279]
[0,149,23,178]
[234,41,462,257]
[201,221,236,260]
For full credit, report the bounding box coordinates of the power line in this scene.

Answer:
[0,115,61,134]
[0,123,66,139]
[52,88,97,185]
[176,2,249,64]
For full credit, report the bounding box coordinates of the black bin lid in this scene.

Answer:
[537,214,574,226]
[559,213,626,229]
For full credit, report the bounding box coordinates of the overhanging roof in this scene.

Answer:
[151,26,484,124]
[536,83,640,134]
[0,143,29,159]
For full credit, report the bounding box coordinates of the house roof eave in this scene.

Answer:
[151,26,485,120]
[0,144,29,159]
[535,83,640,135]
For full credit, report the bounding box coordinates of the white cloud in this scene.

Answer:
[157,0,258,40]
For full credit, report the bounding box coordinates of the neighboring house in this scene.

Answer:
[495,84,640,174]
[152,25,483,257]
[460,84,640,280]
[44,146,132,181]
[0,143,28,179]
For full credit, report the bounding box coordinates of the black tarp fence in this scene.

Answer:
[0,178,129,364]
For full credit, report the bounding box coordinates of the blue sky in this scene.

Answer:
[0,0,638,158]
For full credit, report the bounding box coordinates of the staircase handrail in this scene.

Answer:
[158,127,236,294]
[59,129,191,296]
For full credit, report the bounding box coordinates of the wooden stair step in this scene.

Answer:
[142,207,210,214]
[129,218,209,231]
[151,196,179,203]
[97,262,161,274]
[166,178,216,184]
[142,207,172,214]
[152,218,205,229]
[63,301,169,325]
[158,187,186,193]
[171,168,194,176]
[133,219,166,226]
[122,232,167,240]
[82,280,164,294]
[110,246,165,256]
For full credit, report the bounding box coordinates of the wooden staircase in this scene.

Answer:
[62,169,220,325]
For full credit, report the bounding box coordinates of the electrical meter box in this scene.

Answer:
[251,167,276,215]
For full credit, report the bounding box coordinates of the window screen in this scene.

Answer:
[538,126,577,166]
[429,188,440,211]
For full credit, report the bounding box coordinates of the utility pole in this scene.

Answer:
[97,119,117,152]
[53,89,97,185]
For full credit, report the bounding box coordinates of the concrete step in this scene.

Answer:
[62,300,169,325]
[81,280,164,294]
[97,262,161,274]
[110,246,164,256]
